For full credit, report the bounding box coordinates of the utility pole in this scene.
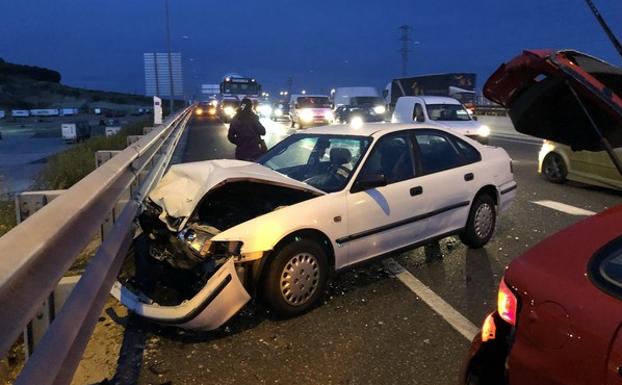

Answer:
[398,25,412,76]
[164,0,175,114]
[286,76,293,95]
[584,0,622,59]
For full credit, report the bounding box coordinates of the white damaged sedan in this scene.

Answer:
[112,123,516,329]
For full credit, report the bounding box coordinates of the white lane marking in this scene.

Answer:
[532,200,596,216]
[383,258,478,341]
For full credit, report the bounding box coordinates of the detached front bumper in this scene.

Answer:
[111,258,250,330]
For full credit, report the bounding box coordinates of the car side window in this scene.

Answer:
[413,103,425,122]
[590,237,622,299]
[358,133,415,184]
[414,132,464,174]
[450,136,482,165]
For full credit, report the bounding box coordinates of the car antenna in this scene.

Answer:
[566,80,622,177]
[584,0,622,59]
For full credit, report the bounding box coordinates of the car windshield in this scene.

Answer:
[426,103,471,121]
[297,97,331,108]
[258,134,371,193]
[352,97,384,106]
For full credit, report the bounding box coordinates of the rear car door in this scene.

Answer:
[587,148,622,189]
[410,130,478,236]
[344,131,425,266]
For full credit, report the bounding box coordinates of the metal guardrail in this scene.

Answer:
[474,105,508,116]
[0,106,193,385]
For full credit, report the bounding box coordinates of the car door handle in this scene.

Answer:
[410,186,423,196]
[464,173,474,181]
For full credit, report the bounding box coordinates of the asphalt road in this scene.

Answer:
[113,115,622,385]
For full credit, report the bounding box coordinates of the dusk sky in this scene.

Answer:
[1,0,621,98]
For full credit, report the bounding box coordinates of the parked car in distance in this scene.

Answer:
[61,121,91,143]
[539,139,622,190]
[334,96,387,126]
[463,49,622,385]
[391,96,490,144]
[289,94,333,128]
[271,102,290,121]
[112,123,516,331]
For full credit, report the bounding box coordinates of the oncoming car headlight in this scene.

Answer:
[195,108,204,116]
[274,108,283,117]
[300,109,314,122]
[224,106,236,117]
[478,125,490,137]
[373,105,386,115]
[350,116,364,129]
[324,110,333,121]
[259,105,272,116]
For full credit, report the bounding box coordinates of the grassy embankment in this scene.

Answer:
[0,119,150,237]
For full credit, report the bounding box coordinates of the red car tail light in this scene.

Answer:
[498,279,518,326]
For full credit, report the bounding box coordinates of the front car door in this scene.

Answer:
[343,131,426,266]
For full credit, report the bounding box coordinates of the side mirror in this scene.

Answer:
[472,115,478,120]
[352,172,387,193]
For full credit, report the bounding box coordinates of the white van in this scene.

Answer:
[332,87,379,107]
[289,94,333,129]
[392,96,490,144]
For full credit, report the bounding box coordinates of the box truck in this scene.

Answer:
[61,122,91,143]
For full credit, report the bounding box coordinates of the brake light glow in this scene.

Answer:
[481,312,497,342]
[498,279,518,326]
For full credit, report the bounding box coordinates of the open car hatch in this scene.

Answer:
[484,49,622,152]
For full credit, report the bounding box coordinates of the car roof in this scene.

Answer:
[303,123,452,137]
[398,96,462,105]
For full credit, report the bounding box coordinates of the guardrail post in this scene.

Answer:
[14,191,75,359]
[16,190,65,222]
[126,135,143,147]
[24,276,80,358]
[95,151,121,168]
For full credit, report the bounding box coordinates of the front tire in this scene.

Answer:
[542,152,567,183]
[262,239,328,317]
[460,194,496,248]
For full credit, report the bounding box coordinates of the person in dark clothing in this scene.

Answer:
[227,98,267,161]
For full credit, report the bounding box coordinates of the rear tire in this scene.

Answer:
[460,194,496,248]
[542,152,567,183]
[262,239,328,317]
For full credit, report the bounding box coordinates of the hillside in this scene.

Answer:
[0,58,152,110]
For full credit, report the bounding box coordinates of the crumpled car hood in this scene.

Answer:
[148,159,325,231]
[484,49,622,151]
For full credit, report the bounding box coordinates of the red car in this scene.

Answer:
[462,50,622,384]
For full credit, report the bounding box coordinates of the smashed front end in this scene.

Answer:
[112,160,322,330]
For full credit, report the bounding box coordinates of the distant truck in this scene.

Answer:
[30,108,60,117]
[62,122,91,143]
[11,110,30,118]
[384,73,476,111]
[60,108,79,116]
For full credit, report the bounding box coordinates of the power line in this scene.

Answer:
[584,0,622,59]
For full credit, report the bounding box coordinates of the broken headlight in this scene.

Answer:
[177,224,220,258]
